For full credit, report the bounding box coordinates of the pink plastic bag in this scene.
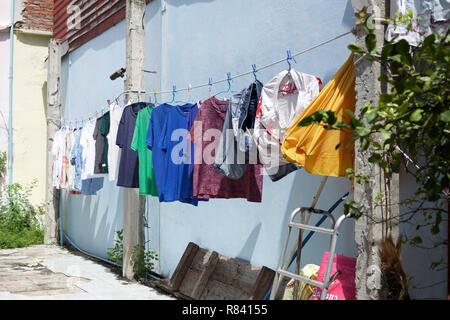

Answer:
[311,251,356,300]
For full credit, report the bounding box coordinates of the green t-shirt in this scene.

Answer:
[131,106,158,196]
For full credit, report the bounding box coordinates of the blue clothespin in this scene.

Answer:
[208,77,213,97]
[286,50,297,72]
[252,64,258,82]
[170,85,176,103]
[227,72,232,91]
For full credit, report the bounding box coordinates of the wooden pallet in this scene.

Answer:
[154,242,275,300]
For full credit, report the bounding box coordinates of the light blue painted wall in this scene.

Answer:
[60,19,127,260]
[399,167,448,299]
[144,0,358,277]
[59,0,447,300]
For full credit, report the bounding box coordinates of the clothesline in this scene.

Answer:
[61,29,354,126]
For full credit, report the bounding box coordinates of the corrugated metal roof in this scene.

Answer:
[54,0,150,53]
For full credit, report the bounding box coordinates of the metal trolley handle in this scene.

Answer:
[270,207,354,300]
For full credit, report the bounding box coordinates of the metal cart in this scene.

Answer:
[270,206,355,300]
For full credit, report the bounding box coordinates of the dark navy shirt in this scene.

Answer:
[116,102,148,188]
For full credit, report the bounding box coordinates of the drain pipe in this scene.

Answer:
[7,0,15,185]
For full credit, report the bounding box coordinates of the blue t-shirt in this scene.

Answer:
[146,103,198,205]
[70,129,83,191]
[116,102,147,188]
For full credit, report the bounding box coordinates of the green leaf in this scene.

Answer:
[298,117,314,127]
[390,54,403,63]
[439,110,450,122]
[381,42,394,60]
[395,39,413,65]
[380,129,392,141]
[365,33,377,54]
[361,137,369,150]
[368,153,381,163]
[344,109,355,118]
[378,74,389,82]
[366,108,379,123]
[409,109,423,122]
[348,43,364,55]
[355,126,371,137]
[325,111,337,125]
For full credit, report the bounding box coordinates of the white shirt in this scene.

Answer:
[67,129,77,190]
[253,69,322,175]
[385,0,450,47]
[80,119,97,180]
[52,128,66,188]
[106,102,125,181]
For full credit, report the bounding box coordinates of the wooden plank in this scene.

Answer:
[211,256,261,293]
[201,279,249,300]
[154,279,176,294]
[189,248,213,271]
[191,251,219,299]
[160,242,275,300]
[178,268,202,295]
[168,242,199,290]
[249,266,276,300]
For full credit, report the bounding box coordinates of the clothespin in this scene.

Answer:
[286,50,296,72]
[252,64,258,82]
[107,99,111,106]
[188,83,192,102]
[208,77,213,97]
[226,72,232,93]
[153,88,158,105]
[171,85,176,103]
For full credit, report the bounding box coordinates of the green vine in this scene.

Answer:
[298,13,449,247]
[0,151,6,179]
[107,229,159,278]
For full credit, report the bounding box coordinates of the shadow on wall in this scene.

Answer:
[237,223,262,262]
[343,0,356,28]
[399,166,448,299]
[65,181,123,260]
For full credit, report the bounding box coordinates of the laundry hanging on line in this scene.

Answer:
[52,54,356,203]
[281,53,356,177]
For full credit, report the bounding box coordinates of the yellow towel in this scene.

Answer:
[281,54,356,177]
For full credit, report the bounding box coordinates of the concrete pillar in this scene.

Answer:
[351,0,400,300]
[44,38,61,245]
[123,0,146,280]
